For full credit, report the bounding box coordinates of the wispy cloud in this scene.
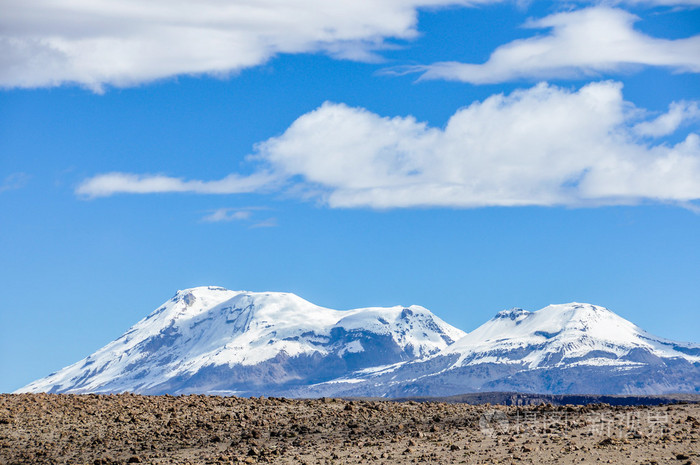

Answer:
[0,0,479,91]
[0,172,30,193]
[75,82,700,209]
[633,101,700,138]
[251,218,279,228]
[618,0,700,5]
[412,8,700,84]
[200,207,277,228]
[201,208,253,223]
[76,172,278,198]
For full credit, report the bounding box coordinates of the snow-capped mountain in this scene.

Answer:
[295,303,700,397]
[444,303,700,369]
[18,293,699,397]
[18,286,465,395]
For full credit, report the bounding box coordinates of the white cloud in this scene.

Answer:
[75,82,700,209]
[0,0,474,91]
[416,8,700,84]
[255,82,700,208]
[201,208,253,223]
[4,1,698,90]
[620,0,700,5]
[76,171,278,198]
[633,101,700,138]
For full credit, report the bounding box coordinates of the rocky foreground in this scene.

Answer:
[0,394,698,464]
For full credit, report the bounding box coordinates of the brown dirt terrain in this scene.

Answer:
[0,393,698,464]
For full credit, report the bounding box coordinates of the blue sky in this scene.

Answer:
[1,0,699,393]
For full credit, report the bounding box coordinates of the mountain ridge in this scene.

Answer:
[18,286,465,395]
[291,301,700,398]
[17,287,700,397]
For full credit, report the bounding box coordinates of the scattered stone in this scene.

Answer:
[1,393,698,464]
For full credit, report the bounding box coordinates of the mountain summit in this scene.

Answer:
[443,302,694,369]
[17,291,700,396]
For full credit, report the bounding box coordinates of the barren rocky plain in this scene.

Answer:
[1,393,698,465]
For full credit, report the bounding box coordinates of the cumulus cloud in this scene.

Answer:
[0,0,476,91]
[77,82,700,209]
[76,171,278,198]
[253,83,700,207]
[416,8,700,84]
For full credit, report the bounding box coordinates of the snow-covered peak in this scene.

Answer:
[133,287,342,340]
[464,302,638,347]
[18,287,465,394]
[444,302,700,368]
[161,286,240,317]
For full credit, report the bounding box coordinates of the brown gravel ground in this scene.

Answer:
[0,393,698,464]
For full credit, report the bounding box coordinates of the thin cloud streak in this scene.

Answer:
[201,209,253,223]
[251,218,279,228]
[618,0,700,4]
[415,8,700,84]
[76,172,279,198]
[200,207,278,227]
